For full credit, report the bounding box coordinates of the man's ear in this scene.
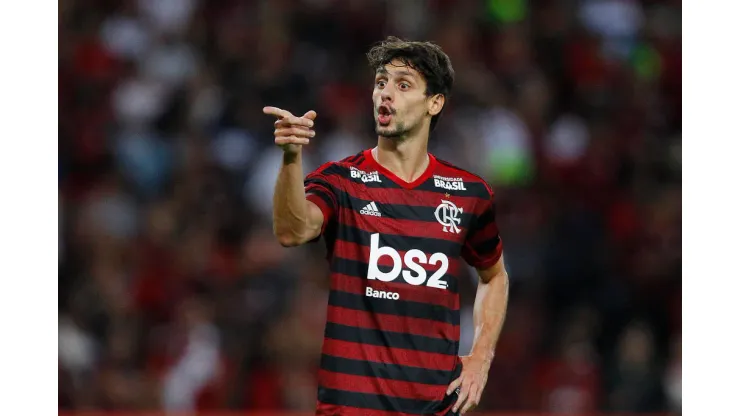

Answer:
[428,94,445,116]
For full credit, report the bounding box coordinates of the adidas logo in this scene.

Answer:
[360,201,382,217]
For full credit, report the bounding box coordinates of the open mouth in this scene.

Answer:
[377,105,392,125]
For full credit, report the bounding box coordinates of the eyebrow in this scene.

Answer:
[376,68,416,79]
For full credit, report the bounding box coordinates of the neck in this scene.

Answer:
[374,135,430,183]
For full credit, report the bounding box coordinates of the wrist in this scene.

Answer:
[282,148,301,164]
[470,347,495,366]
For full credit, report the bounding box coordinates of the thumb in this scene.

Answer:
[302,110,318,121]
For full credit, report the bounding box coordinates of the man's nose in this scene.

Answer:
[380,88,394,103]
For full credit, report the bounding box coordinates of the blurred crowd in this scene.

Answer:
[58,0,681,413]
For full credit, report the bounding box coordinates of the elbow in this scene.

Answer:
[273,217,315,247]
[274,230,303,247]
[278,238,301,248]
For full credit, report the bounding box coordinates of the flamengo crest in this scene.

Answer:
[435,199,463,234]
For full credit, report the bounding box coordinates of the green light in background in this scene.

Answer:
[488,149,535,187]
[631,43,662,82]
[487,0,528,23]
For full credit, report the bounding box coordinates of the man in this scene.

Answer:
[264,36,509,416]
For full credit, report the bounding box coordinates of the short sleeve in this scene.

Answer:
[461,185,503,269]
[304,162,341,236]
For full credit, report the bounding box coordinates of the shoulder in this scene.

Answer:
[311,153,363,176]
[433,156,495,200]
[308,151,366,179]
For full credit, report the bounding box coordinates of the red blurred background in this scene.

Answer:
[58,0,681,414]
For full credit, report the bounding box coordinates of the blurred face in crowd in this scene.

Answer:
[373,59,444,139]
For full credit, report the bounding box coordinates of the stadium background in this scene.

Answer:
[58,0,681,414]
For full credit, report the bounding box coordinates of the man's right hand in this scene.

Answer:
[263,106,317,154]
[265,106,325,247]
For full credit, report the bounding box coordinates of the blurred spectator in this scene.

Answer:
[664,334,682,413]
[605,322,665,412]
[535,306,602,414]
[159,296,223,411]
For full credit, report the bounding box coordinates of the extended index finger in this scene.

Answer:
[263,106,294,119]
[274,115,314,128]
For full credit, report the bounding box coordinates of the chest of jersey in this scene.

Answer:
[334,176,476,293]
[342,182,474,242]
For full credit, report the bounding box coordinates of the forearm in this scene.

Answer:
[272,151,311,245]
[469,268,509,365]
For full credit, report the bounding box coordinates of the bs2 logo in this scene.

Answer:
[367,233,448,289]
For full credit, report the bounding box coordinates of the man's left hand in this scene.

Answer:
[446,355,491,414]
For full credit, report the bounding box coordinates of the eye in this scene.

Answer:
[399,82,410,90]
[376,80,387,88]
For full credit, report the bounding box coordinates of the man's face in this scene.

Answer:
[372,60,430,139]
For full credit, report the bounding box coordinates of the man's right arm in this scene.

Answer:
[272,150,326,247]
[264,106,328,247]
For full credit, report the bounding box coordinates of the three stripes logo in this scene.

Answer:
[360,201,382,217]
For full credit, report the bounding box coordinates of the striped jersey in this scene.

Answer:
[304,148,504,415]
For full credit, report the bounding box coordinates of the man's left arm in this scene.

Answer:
[450,183,509,414]
[469,255,509,365]
[447,256,509,414]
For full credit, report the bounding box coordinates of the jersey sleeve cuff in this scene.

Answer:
[470,245,503,270]
[306,193,332,235]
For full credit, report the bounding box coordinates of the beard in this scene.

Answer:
[375,121,410,139]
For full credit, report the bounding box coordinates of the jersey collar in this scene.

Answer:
[364,148,437,190]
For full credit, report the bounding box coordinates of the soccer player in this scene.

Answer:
[264,37,509,416]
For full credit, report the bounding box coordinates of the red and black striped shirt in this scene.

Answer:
[304,148,504,415]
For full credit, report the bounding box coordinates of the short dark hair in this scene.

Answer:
[366,36,455,131]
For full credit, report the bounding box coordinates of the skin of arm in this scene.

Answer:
[469,255,509,365]
[448,255,509,414]
[272,151,325,247]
